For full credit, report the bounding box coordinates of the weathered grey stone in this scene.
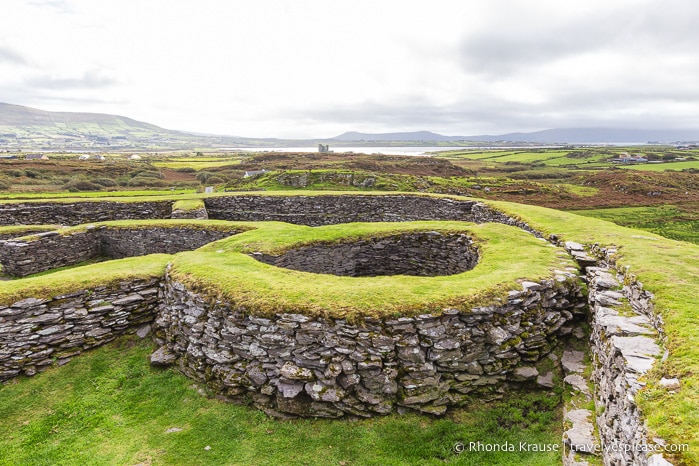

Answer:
[280,361,314,381]
[564,241,585,252]
[151,346,177,366]
[561,350,585,374]
[537,371,555,388]
[510,366,538,381]
[564,374,590,396]
[276,381,305,398]
[647,454,675,466]
[612,336,661,374]
[658,377,680,390]
[563,409,595,453]
[136,324,151,338]
[487,327,510,345]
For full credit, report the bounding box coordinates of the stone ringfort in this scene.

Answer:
[0,193,675,465]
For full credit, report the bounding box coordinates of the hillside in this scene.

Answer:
[0,102,162,130]
[4,102,699,150]
[0,102,258,150]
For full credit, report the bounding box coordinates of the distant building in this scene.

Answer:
[78,155,90,161]
[318,144,330,153]
[243,169,270,178]
[25,153,48,160]
[0,155,18,160]
[613,155,648,163]
[129,154,142,160]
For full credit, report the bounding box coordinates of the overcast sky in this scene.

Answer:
[1,0,698,138]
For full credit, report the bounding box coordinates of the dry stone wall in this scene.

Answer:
[204,195,477,225]
[252,232,479,277]
[0,278,159,381]
[151,272,586,418]
[0,228,57,241]
[586,248,670,466]
[0,201,173,226]
[0,226,238,277]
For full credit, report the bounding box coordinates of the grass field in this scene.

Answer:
[571,204,699,244]
[152,157,243,170]
[0,336,563,466]
[619,160,699,171]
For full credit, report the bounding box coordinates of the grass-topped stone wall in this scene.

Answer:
[0,220,244,277]
[151,221,585,418]
[203,193,478,226]
[0,199,174,226]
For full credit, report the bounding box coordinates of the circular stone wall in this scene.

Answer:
[251,231,479,277]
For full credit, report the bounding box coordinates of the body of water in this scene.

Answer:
[222,146,566,156]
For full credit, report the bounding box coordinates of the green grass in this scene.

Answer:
[173,199,206,212]
[620,160,699,171]
[3,191,699,463]
[169,221,574,320]
[436,149,611,167]
[0,224,62,236]
[486,200,699,464]
[571,205,699,244]
[0,336,563,466]
[152,158,242,170]
[0,255,170,306]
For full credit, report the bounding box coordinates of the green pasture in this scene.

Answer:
[0,336,562,466]
[571,204,699,245]
[170,220,572,320]
[620,160,699,171]
[152,157,243,170]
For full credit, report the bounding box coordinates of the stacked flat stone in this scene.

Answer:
[0,226,238,277]
[151,273,585,418]
[253,232,479,277]
[0,279,159,381]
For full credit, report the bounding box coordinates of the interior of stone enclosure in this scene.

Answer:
[251,231,479,277]
[0,221,243,277]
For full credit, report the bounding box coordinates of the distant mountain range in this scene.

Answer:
[331,128,699,144]
[2,102,698,150]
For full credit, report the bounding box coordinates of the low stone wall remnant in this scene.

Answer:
[0,279,160,381]
[586,248,669,466]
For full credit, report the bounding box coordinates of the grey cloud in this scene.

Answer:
[26,71,118,90]
[0,46,28,65]
[280,83,699,136]
[457,1,699,77]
